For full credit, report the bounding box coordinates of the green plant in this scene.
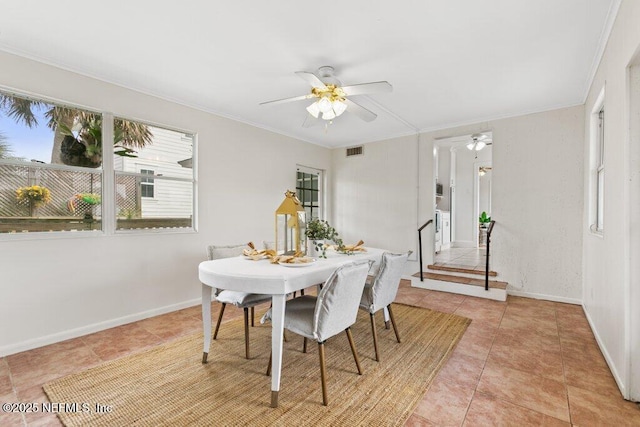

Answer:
[118,207,141,219]
[58,117,141,168]
[305,219,344,258]
[78,193,101,205]
[479,211,491,225]
[0,93,152,166]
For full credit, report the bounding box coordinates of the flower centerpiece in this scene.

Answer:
[305,219,344,258]
[16,185,52,216]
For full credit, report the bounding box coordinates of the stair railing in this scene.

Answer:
[417,219,433,282]
[485,220,496,291]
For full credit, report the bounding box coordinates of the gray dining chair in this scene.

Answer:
[267,259,372,406]
[359,251,412,362]
[207,244,273,359]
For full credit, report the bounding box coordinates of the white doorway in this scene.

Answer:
[434,133,492,267]
[627,55,640,401]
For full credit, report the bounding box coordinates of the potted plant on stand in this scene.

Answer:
[479,211,491,228]
[15,185,51,217]
[305,219,343,258]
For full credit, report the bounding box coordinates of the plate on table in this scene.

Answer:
[278,258,316,267]
[244,255,268,260]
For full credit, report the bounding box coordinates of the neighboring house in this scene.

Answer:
[115,126,193,219]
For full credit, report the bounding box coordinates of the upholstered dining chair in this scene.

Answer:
[207,244,273,359]
[267,260,373,406]
[359,251,412,362]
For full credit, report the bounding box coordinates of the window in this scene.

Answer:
[296,166,322,220]
[140,169,155,198]
[590,87,605,235]
[596,107,605,232]
[0,88,196,236]
[114,120,194,231]
[0,89,104,233]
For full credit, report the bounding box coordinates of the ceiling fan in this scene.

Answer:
[260,66,392,127]
[466,133,493,151]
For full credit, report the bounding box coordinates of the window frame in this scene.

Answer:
[139,168,156,199]
[295,165,323,221]
[0,87,197,240]
[590,87,606,236]
[112,117,196,235]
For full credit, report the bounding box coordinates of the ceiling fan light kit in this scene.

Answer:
[466,140,486,151]
[466,133,491,151]
[261,66,392,127]
[305,85,348,121]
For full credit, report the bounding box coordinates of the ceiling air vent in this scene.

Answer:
[346,146,364,157]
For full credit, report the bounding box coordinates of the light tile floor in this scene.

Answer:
[434,247,487,270]
[2,282,639,426]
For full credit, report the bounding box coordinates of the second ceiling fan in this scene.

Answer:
[260,66,392,127]
[466,133,493,151]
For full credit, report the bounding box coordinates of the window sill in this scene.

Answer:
[0,229,103,242]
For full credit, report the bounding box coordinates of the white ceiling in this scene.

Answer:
[0,0,618,148]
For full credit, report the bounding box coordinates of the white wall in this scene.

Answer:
[582,0,640,401]
[332,106,584,302]
[330,135,420,267]
[0,51,331,356]
[629,56,640,403]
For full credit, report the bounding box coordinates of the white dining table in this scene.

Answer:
[198,247,385,407]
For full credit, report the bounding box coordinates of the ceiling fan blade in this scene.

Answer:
[344,99,377,122]
[260,94,314,106]
[471,133,489,141]
[295,71,328,90]
[302,115,323,128]
[340,81,392,96]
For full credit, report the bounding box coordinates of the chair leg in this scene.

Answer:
[370,312,380,362]
[384,307,390,329]
[266,351,272,376]
[303,337,308,353]
[251,306,255,327]
[387,304,401,343]
[318,342,328,406]
[345,328,363,375]
[243,307,250,359]
[213,303,226,340]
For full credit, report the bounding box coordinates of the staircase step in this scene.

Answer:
[407,272,508,301]
[412,272,507,290]
[427,264,497,277]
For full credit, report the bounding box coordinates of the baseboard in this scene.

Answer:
[0,297,202,357]
[506,289,582,305]
[583,306,628,399]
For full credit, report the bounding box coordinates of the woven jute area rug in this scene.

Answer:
[44,304,470,426]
